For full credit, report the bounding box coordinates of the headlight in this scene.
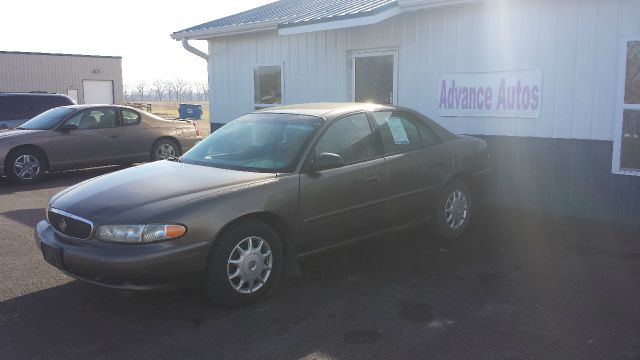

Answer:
[96,224,186,243]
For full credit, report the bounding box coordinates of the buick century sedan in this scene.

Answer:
[35,103,489,306]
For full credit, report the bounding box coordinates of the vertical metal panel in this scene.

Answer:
[0,52,123,104]
[478,135,640,226]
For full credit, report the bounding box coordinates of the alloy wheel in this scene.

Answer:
[13,154,40,180]
[156,143,176,160]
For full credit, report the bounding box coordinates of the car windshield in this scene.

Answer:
[181,113,323,172]
[17,107,75,130]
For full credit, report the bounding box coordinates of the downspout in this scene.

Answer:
[180,38,222,132]
[181,38,208,60]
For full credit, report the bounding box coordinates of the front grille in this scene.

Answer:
[48,208,93,240]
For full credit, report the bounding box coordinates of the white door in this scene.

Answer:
[83,80,114,104]
[351,49,398,105]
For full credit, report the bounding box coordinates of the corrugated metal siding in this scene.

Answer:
[478,135,640,226]
[0,53,123,104]
[208,0,640,142]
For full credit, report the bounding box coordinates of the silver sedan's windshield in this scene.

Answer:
[180,113,323,172]
[17,107,76,130]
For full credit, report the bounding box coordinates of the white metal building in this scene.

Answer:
[172,0,640,225]
[0,51,123,105]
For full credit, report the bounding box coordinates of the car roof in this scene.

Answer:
[0,92,69,97]
[257,102,397,119]
[59,104,135,111]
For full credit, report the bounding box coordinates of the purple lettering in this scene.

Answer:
[439,80,448,109]
[496,79,506,110]
[531,86,540,110]
[522,86,531,110]
[485,87,493,109]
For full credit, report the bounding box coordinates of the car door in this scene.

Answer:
[113,108,150,162]
[299,112,388,253]
[371,110,453,228]
[46,107,122,169]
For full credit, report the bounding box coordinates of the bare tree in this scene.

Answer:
[151,79,165,101]
[135,81,147,102]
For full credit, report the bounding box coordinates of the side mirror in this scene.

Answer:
[308,152,345,172]
[58,124,78,132]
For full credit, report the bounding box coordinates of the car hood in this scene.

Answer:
[49,161,277,224]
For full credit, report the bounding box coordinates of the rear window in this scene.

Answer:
[0,95,30,121]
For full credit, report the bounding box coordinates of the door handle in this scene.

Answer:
[110,134,119,138]
[367,175,382,183]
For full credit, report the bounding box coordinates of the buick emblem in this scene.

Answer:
[59,218,67,232]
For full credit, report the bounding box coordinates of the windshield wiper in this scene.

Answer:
[167,157,181,162]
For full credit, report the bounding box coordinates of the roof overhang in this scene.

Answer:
[171,20,281,41]
[172,0,482,41]
[278,6,401,36]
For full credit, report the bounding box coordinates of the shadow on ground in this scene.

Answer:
[1,210,639,359]
[0,166,124,195]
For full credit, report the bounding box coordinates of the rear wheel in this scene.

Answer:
[203,220,283,307]
[151,139,180,161]
[6,148,46,185]
[435,179,473,240]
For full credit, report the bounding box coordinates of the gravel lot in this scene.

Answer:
[1,167,639,360]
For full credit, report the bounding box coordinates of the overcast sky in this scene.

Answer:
[0,0,273,85]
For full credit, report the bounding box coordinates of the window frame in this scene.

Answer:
[252,63,284,109]
[304,111,381,169]
[351,48,399,105]
[613,35,640,176]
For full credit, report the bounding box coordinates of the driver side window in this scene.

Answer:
[314,113,377,165]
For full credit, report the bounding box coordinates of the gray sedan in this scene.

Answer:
[35,103,489,306]
[0,105,201,184]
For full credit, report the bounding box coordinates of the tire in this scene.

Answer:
[203,220,283,307]
[435,179,473,240]
[151,139,180,161]
[5,148,46,185]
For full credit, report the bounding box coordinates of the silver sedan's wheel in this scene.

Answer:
[13,154,40,180]
[444,190,468,230]
[227,236,273,294]
[151,139,180,161]
[156,143,176,160]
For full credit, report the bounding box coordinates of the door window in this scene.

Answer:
[121,109,141,126]
[28,96,72,118]
[371,111,424,155]
[314,113,377,164]
[66,108,117,130]
[352,50,397,104]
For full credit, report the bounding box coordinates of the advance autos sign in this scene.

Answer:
[438,69,542,118]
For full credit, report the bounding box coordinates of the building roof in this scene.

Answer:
[172,0,398,39]
[0,51,121,59]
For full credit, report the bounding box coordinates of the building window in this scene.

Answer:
[614,37,640,175]
[253,64,283,109]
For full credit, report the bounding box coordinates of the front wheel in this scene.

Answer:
[151,139,180,161]
[6,148,46,185]
[203,220,283,307]
[435,179,473,240]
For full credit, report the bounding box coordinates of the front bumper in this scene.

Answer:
[34,220,211,290]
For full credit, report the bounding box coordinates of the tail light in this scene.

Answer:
[193,121,200,137]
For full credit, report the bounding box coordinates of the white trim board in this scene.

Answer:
[612,35,640,176]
